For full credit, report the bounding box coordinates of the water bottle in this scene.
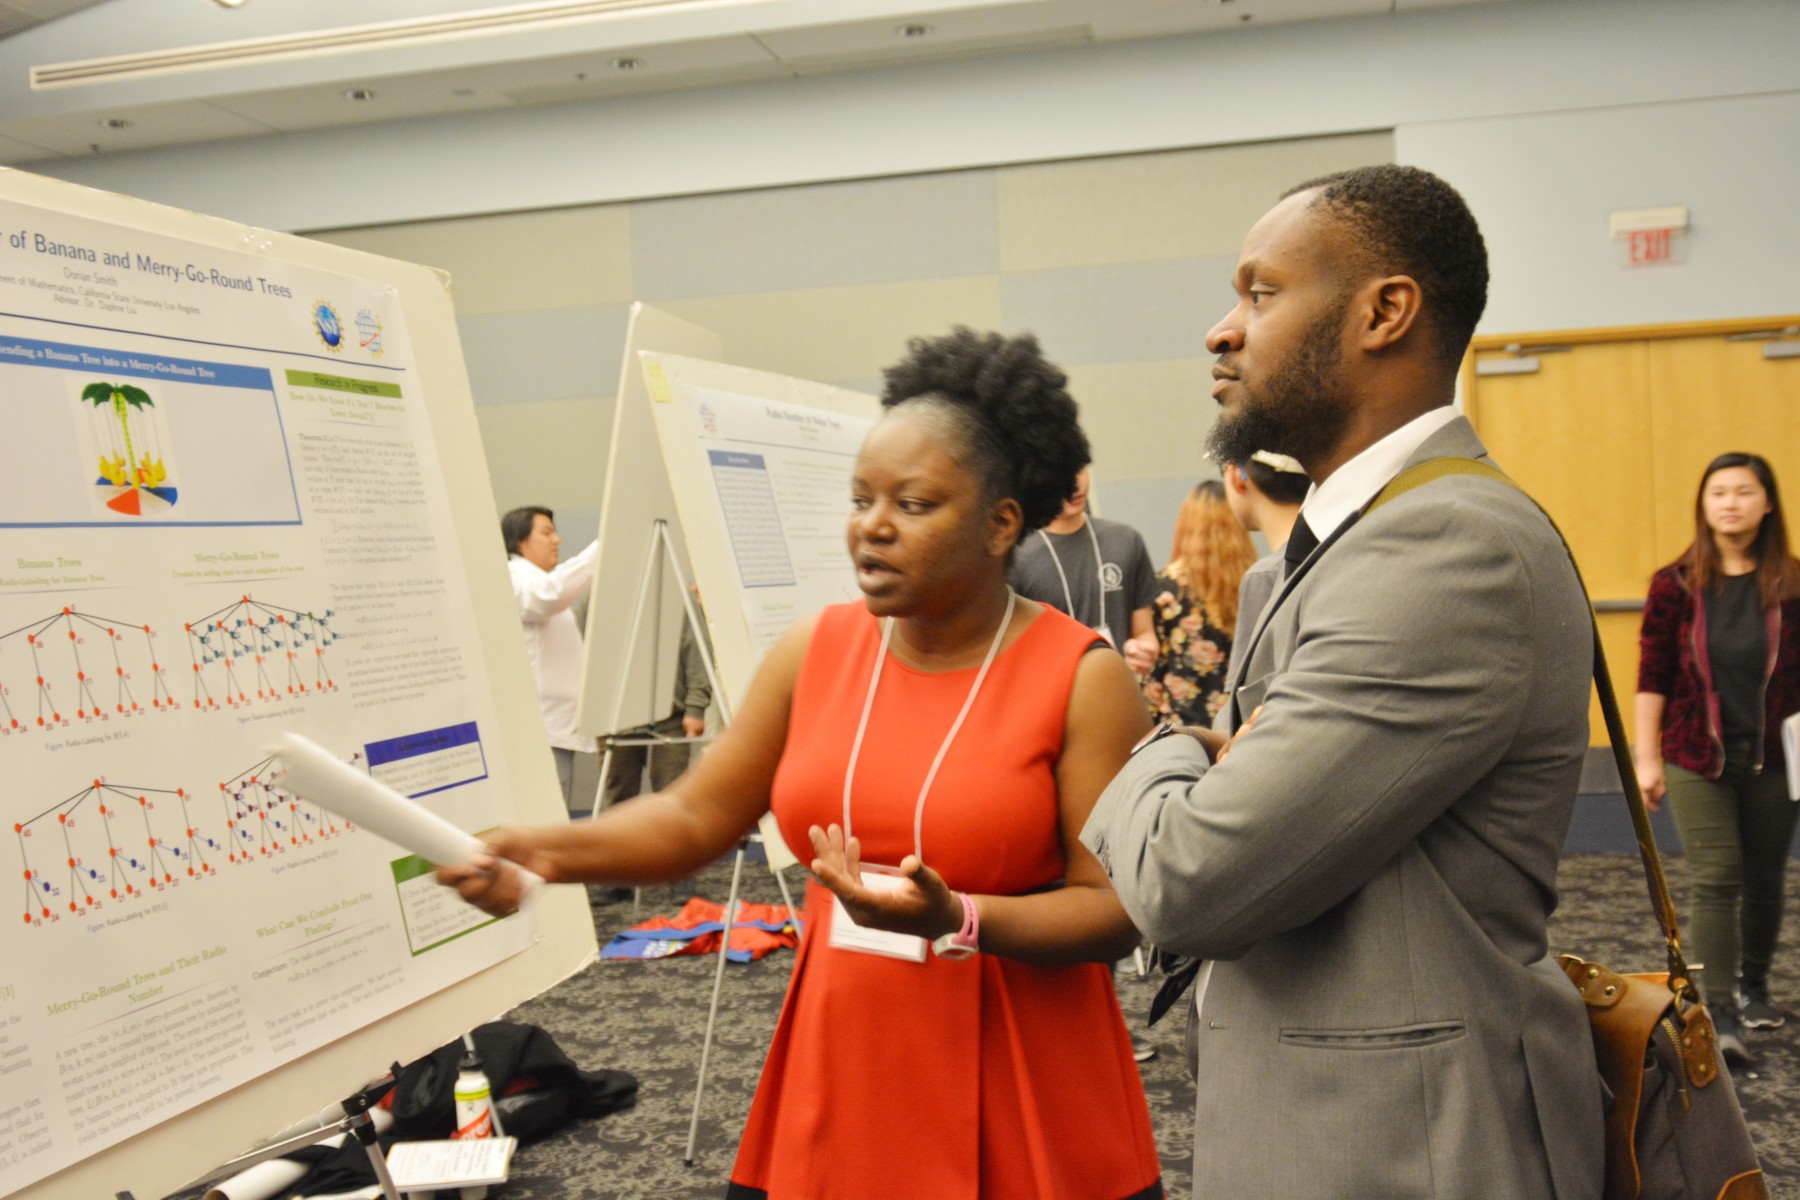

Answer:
[452,1038,500,1200]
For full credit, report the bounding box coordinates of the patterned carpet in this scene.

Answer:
[495,855,1800,1200]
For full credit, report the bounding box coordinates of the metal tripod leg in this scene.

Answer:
[683,839,746,1166]
[769,865,802,942]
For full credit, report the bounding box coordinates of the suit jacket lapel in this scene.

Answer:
[1223,415,1494,708]
[1225,511,1359,720]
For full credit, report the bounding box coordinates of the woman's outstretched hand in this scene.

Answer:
[808,823,962,940]
[435,826,555,917]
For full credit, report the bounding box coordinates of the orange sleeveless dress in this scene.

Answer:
[727,602,1163,1200]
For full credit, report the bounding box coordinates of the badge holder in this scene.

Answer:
[827,865,927,962]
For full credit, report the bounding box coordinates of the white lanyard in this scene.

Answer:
[841,589,1017,863]
[1037,519,1106,634]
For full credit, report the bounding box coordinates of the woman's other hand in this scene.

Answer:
[808,823,961,940]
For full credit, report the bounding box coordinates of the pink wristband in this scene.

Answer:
[933,892,980,959]
[953,891,979,949]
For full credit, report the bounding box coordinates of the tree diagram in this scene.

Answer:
[14,751,363,928]
[14,779,208,925]
[0,606,173,733]
[184,595,338,709]
[219,751,356,861]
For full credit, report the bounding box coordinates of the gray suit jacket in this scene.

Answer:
[1084,418,1604,1199]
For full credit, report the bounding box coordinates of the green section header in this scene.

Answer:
[285,369,402,399]
[390,853,440,884]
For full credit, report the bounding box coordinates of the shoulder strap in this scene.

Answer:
[1368,457,1696,1002]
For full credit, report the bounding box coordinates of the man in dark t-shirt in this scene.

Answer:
[1009,467,1158,672]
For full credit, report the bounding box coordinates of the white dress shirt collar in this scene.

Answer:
[1297,405,1461,543]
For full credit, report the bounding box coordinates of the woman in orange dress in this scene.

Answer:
[441,328,1164,1200]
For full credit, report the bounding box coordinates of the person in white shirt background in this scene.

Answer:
[503,505,599,808]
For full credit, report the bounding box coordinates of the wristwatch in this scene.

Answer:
[931,892,980,959]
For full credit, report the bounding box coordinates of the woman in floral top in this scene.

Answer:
[1145,480,1256,726]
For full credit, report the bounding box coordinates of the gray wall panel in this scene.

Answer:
[631,171,1000,301]
[1001,255,1237,368]
[458,305,632,405]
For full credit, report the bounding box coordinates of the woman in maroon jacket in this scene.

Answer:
[1635,452,1800,1068]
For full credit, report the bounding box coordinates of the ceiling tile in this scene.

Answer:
[0,98,273,156]
[0,131,60,162]
[208,78,515,133]
[209,32,782,130]
[8,0,104,19]
[754,4,1080,60]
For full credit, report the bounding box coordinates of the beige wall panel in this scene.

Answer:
[1062,358,1216,482]
[996,132,1392,272]
[659,276,1004,385]
[475,395,614,512]
[1648,337,1800,565]
[310,205,635,315]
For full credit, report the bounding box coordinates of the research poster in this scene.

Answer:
[0,198,533,1195]
[676,382,874,653]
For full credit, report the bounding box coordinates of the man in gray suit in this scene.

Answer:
[1083,165,1605,1198]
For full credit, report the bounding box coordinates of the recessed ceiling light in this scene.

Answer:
[897,23,933,38]
[98,117,131,129]
[611,56,641,71]
[210,0,249,8]
[343,88,376,101]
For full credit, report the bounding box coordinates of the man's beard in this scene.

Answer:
[1205,302,1354,471]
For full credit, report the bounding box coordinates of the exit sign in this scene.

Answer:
[1627,227,1676,265]
[1610,205,1688,268]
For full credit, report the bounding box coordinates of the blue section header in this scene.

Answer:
[365,721,482,768]
[0,334,271,391]
[707,449,766,470]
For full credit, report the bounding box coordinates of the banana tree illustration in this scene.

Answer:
[81,382,154,491]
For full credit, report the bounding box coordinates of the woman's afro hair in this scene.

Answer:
[879,327,1090,533]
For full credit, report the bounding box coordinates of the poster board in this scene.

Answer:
[0,169,596,1200]
[639,353,879,860]
[574,303,721,745]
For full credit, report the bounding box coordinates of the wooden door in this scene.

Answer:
[1466,318,1800,747]
[1467,340,1653,744]
[1648,335,1800,564]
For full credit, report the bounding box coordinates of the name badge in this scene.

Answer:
[827,868,927,962]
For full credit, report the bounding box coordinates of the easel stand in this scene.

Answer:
[596,726,711,912]
[685,829,752,1166]
[593,519,801,1168]
[154,1076,403,1200]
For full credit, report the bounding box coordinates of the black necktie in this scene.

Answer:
[1283,515,1319,567]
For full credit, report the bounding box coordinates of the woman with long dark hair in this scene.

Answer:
[1144,480,1256,726]
[1635,452,1800,1068]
